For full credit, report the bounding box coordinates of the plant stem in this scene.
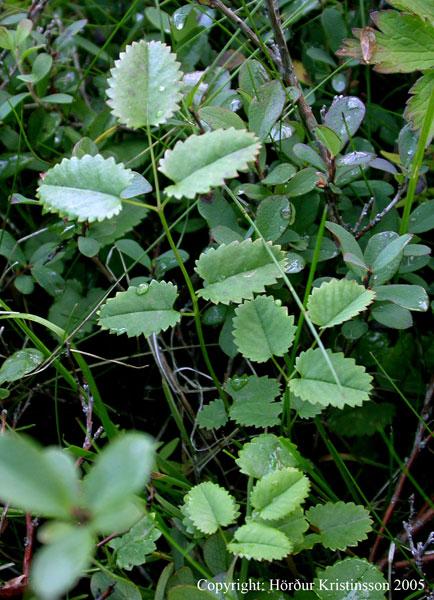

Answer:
[145,125,226,402]
[400,88,434,234]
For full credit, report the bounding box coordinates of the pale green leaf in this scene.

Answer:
[227,522,293,561]
[307,278,375,328]
[387,0,434,22]
[108,514,161,570]
[195,239,287,305]
[373,11,434,73]
[182,482,239,534]
[236,434,301,479]
[289,348,372,408]
[408,200,434,233]
[233,296,296,362]
[196,398,228,430]
[293,143,327,171]
[315,125,343,157]
[314,558,388,600]
[31,527,94,600]
[373,284,429,311]
[83,433,155,515]
[226,375,282,427]
[168,585,217,600]
[0,434,78,518]
[159,129,260,199]
[41,93,74,104]
[306,502,372,550]
[405,72,434,142]
[107,40,183,128]
[0,348,44,384]
[37,155,134,222]
[98,281,181,337]
[251,467,310,520]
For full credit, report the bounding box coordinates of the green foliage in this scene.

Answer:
[306,502,372,550]
[250,467,310,520]
[108,514,161,570]
[195,239,287,304]
[290,348,372,408]
[236,434,301,478]
[37,155,135,222]
[159,129,260,199]
[0,348,44,384]
[98,281,181,337]
[314,558,388,599]
[107,40,183,128]
[181,482,239,534]
[307,279,375,328]
[227,522,293,561]
[233,296,296,362]
[225,375,282,427]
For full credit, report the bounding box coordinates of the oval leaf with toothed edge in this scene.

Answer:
[307,278,375,328]
[227,522,293,561]
[37,155,134,223]
[159,128,261,199]
[233,296,296,363]
[250,467,310,521]
[306,502,372,551]
[106,40,183,128]
[195,239,287,305]
[289,348,372,408]
[98,281,181,337]
[314,558,388,600]
[182,482,239,535]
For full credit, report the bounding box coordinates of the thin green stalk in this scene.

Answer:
[288,204,328,371]
[145,124,226,402]
[400,88,434,234]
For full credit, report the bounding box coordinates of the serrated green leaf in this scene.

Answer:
[195,239,287,305]
[108,514,161,570]
[31,526,94,600]
[387,0,434,21]
[307,278,375,328]
[0,348,44,384]
[98,281,181,337]
[37,155,134,222]
[226,375,282,427]
[233,296,296,363]
[227,522,293,561]
[251,467,310,520]
[373,284,429,311]
[236,434,301,479]
[405,72,434,142]
[107,40,183,128]
[196,398,228,430]
[373,12,434,73]
[182,482,238,534]
[307,502,372,550]
[328,403,395,437]
[314,558,388,600]
[289,348,372,408]
[159,129,260,199]
[0,434,78,518]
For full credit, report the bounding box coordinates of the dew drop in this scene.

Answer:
[159,85,165,92]
[136,283,149,295]
[280,206,292,220]
[230,375,249,391]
